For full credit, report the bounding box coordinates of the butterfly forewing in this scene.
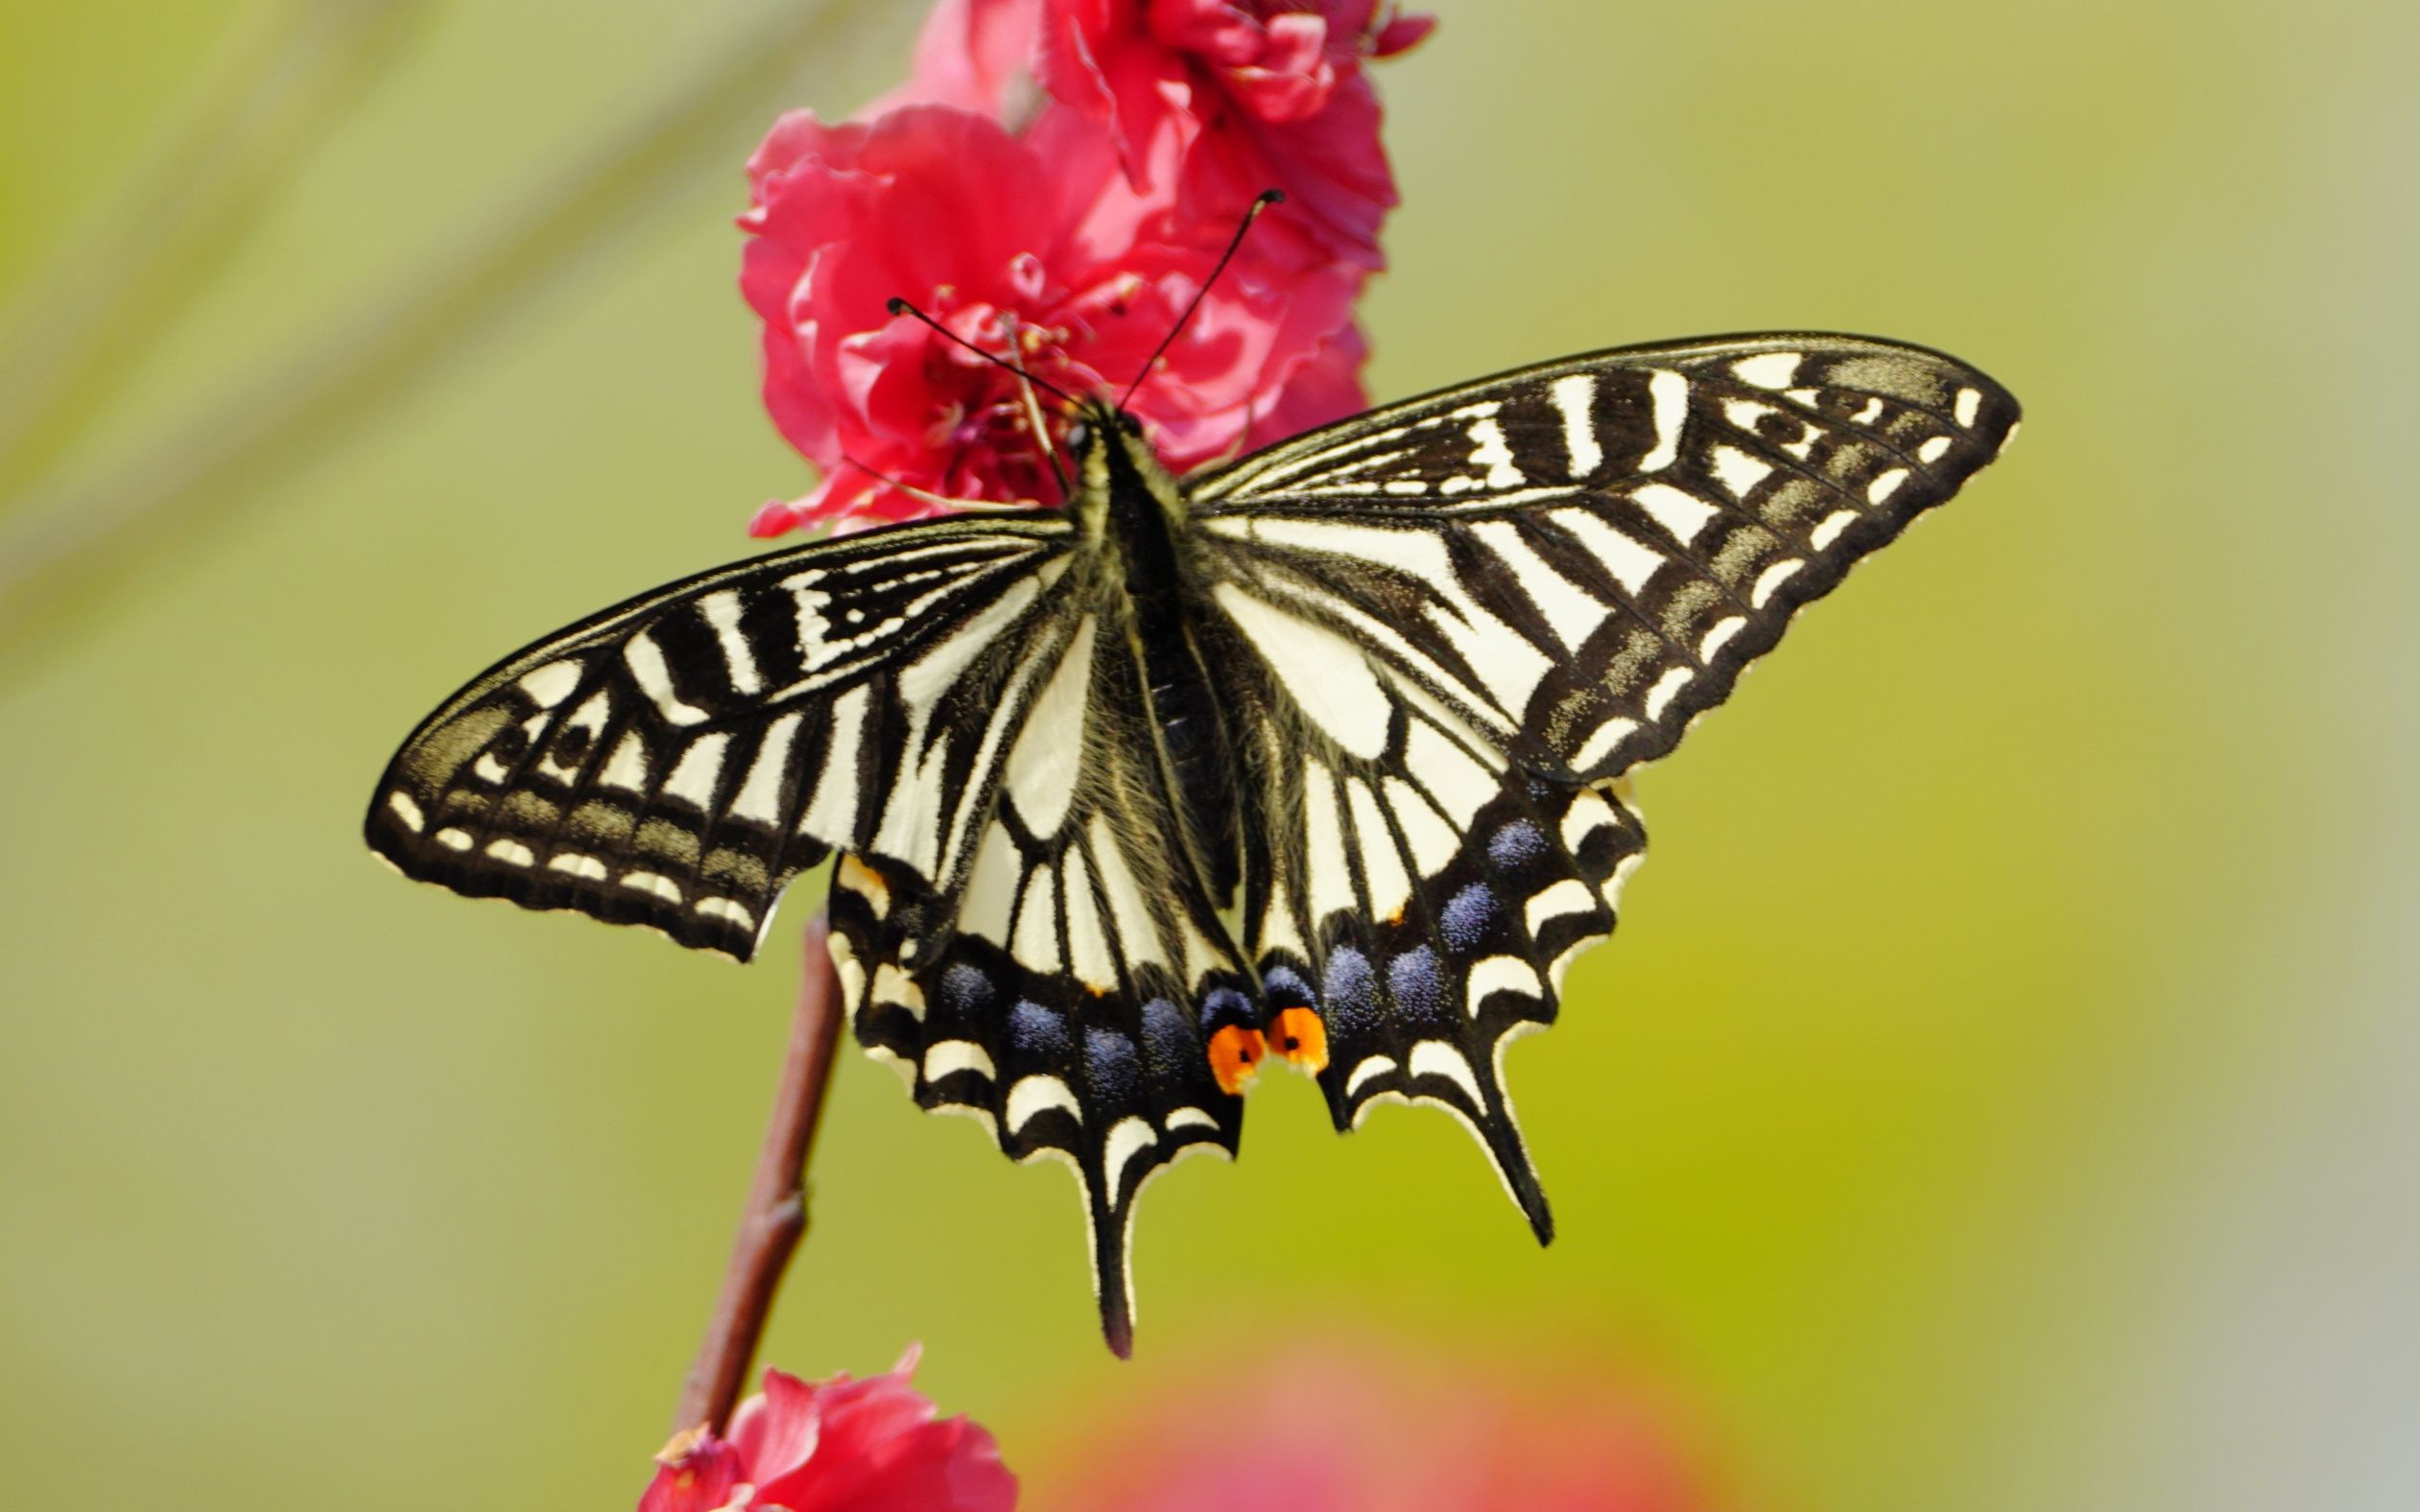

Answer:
[1192,334,2020,782]
[366,516,1074,959]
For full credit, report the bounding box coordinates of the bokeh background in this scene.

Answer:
[3,2,2413,1507]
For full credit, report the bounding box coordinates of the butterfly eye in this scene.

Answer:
[1065,420,1092,451]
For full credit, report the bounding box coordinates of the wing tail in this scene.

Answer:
[827,593,1252,1356]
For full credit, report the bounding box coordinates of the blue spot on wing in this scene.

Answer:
[1320,946,1378,1043]
[1263,962,1317,1009]
[1085,1026,1143,1105]
[1008,1000,1072,1060]
[1488,819,1550,871]
[1440,883,1496,955]
[1386,946,1451,1029]
[1138,999,1194,1081]
[938,962,994,1016]
[1198,984,1257,1033]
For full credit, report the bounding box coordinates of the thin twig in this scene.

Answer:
[673,913,846,1436]
[0,0,877,690]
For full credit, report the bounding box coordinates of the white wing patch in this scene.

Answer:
[516,661,581,709]
[624,633,708,726]
[795,685,868,842]
[1732,351,1802,390]
[1003,614,1097,836]
[1552,373,1606,477]
[698,590,764,696]
[1638,370,1684,472]
[1551,508,1665,596]
[1214,584,1394,761]
[1632,483,1718,545]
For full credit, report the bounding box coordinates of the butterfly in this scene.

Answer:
[367,332,2018,1355]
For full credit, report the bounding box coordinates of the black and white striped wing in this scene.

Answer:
[1188,332,2015,1225]
[368,509,1248,1355]
[1196,572,1647,1236]
[365,516,1074,959]
[1191,333,2021,782]
[830,579,1255,1358]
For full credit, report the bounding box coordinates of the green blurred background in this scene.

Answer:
[3,2,2412,1507]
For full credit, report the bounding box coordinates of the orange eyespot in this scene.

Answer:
[1269,1007,1329,1075]
[1207,1025,1268,1097]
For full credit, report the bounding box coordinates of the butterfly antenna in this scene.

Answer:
[886,297,1080,407]
[1118,188,1284,412]
[999,311,1072,499]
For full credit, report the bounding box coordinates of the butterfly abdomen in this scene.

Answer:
[1102,427,1244,902]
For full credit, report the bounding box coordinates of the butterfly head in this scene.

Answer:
[1063,394,1191,540]
[1065,394,1151,484]
[1060,396,1145,460]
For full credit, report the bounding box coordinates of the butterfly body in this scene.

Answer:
[1074,401,1247,903]
[368,335,2020,1355]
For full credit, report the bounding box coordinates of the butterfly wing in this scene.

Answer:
[830,574,1255,1358]
[365,515,1075,959]
[1193,569,1646,1236]
[1192,333,2020,781]
[369,508,1247,1354]
[1186,333,2017,1226]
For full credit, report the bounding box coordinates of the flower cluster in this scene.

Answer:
[641,1353,1015,1512]
[741,0,1432,534]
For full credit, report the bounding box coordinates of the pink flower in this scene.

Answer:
[1037,0,1433,272]
[735,0,1422,532]
[1040,1338,1729,1512]
[1244,317,1366,451]
[739,103,1359,532]
[640,1351,1016,1512]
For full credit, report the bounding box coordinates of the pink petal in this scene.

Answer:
[743,110,871,211]
[1144,0,1264,64]
[747,498,803,538]
[751,1358,1016,1512]
[1221,13,1336,124]
[1247,319,1370,448]
[1039,0,1203,191]
[862,0,1044,118]
[1371,11,1436,57]
[729,1367,825,1483]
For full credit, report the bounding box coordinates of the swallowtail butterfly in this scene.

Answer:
[367,333,2018,1354]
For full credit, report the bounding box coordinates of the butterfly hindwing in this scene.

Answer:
[830,576,1255,1357]
[1197,574,1649,1234]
